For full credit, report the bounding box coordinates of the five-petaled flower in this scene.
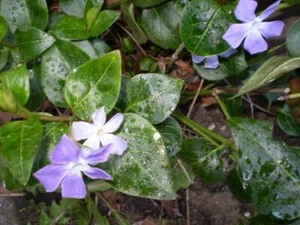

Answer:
[72,107,127,155]
[33,135,113,199]
[222,0,284,55]
[192,48,237,69]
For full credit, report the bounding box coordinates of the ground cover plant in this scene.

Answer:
[0,0,300,224]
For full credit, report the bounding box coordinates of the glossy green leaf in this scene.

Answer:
[0,0,48,33]
[51,16,89,40]
[0,64,29,106]
[228,118,300,221]
[180,0,235,55]
[227,167,249,203]
[0,78,20,113]
[131,0,168,7]
[286,21,300,57]
[89,10,120,37]
[60,0,87,18]
[139,1,182,50]
[108,113,176,200]
[126,73,183,124]
[235,56,300,97]
[74,40,98,59]
[193,50,247,81]
[0,47,9,71]
[277,104,300,136]
[155,117,183,156]
[14,25,55,63]
[179,138,225,184]
[92,39,111,56]
[41,39,90,107]
[121,2,147,44]
[65,50,121,120]
[0,15,7,41]
[0,114,42,185]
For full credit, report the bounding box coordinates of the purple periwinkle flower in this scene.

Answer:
[72,107,127,155]
[33,135,113,199]
[222,0,284,55]
[192,48,237,69]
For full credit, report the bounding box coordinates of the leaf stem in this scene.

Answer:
[213,90,231,120]
[16,112,74,122]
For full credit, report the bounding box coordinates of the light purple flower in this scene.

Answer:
[72,107,127,155]
[192,48,237,69]
[33,135,113,199]
[222,0,284,55]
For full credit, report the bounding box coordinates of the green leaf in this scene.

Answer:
[126,73,183,124]
[89,10,120,37]
[0,114,42,185]
[193,50,247,81]
[131,0,168,7]
[179,138,225,184]
[0,64,29,106]
[155,117,183,156]
[14,25,55,63]
[108,113,176,200]
[121,2,147,44]
[180,0,235,55]
[74,40,98,59]
[228,118,300,221]
[0,15,7,41]
[41,39,90,107]
[235,56,300,97]
[87,196,109,225]
[226,167,249,203]
[219,94,243,117]
[0,0,48,33]
[0,47,9,71]
[277,104,300,136]
[65,50,121,120]
[51,16,89,40]
[60,0,87,18]
[139,1,183,50]
[286,20,300,57]
[92,39,111,56]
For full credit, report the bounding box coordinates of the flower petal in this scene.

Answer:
[61,172,86,199]
[257,0,281,22]
[72,121,97,141]
[243,30,268,54]
[100,134,127,155]
[82,167,113,180]
[103,113,124,133]
[83,134,101,151]
[85,144,112,165]
[51,135,80,164]
[223,23,252,49]
[234,0,257,22]
[192,54,206,64]
[258,21,284,38]
[92,107,106,128]
[219,48,237,58]
[204,56,219,69]
[33,164,69,192]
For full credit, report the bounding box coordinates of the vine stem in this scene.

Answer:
[16,112,74,122]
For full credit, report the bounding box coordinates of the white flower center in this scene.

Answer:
[68,158,89,174]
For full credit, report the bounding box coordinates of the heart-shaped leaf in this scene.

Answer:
[228,117,300,221]
[65,50,121,120]
[126,73,183,124]
[41,39,90,107]
[108,113,176,200]
[0,114,42,185]
[180,0,235,55]
[0,0,48,33]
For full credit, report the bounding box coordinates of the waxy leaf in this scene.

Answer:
[277,104,300,136]
[60,0,104,18]
[228,118,300,220]
[0,115,42,185]
[179,138,225,184]
[155,117,183,156]
[42,39,90,107]
[131,0,168,8]
[235,56,300,97]
[0,15,7,41]
[0,0,48,33]
[286,21,300,57]
[139,1,182,50]
[180,0,235,55]
[126,73,183,124]
[14,25,55,63]
[1,64,29,106]
[65,50,121,120]
[108,113,176,200]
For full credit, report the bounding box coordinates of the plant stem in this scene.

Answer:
[213,90,231,120]
[16,112,74,122]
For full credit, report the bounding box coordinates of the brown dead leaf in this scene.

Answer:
[0,111,12,125]
[201,96,217,107]
[132,216,156,225]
